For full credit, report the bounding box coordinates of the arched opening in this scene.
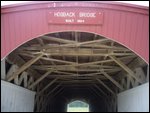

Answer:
[1,31,149,112]
[67,100,89,112]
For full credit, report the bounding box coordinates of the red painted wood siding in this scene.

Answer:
[1,1,149,63]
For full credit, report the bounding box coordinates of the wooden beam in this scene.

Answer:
[109,55,143,83]
[20,48,134,56]
[37,38,44,46]
[53,42,128,50]
[87,87,102,99]
[135,67,146,83]
[96,78,116,95]
[94,84,108,97]
[100,71,124,90]
[7,53,41,81]
[7,54,43,81]
[43,38,109,47]
[61,84,93,87]
[41,36,76,44]
[21,44,129,52]
[77,39,109,45]
[47,84,61,96]
[114,57,146,81]
[19,41,131,56]
[43,71,119,79]
[19,52,76,65]
[41,52,133,56]
[43,74,104,80]
[39,78,58,94]
[81,44,127,50]
[53,71,76,75]
[40,87,64,112]
[78,56,136,66]
[6,64,18,78]
[31,65,121,72]
[32,64,120,69]
[147,66,149,82]
[1,58,6,80]
[28,70,52,89]
[90,87,104,98]
[57,80,94,83]
[19,51,135,66]
[52,87,64,98]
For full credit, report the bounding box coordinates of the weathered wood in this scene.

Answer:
[19,52,135,66]
[28,76,34,87]
[147,66,149,82]
[115,56,147,82]
[94,84,108,97]
[7,53,41,79]
[96,78,115,95]
[32,65,121,72]
[15,72,28,88]
[40,87,64,112]
[41,36,76,44]
[1,59,6,80]
[59,43,128,50]
[109,55,143,83]
[42,38,109,47]
[52,70,76,75]
[77,38,109,45]
[135,67,146,83]
[21,44,130,52]
[57,80,95,83]
[126,77,131,89]
[6,64,19,78]
[32,64,120,69]
[20,49,134,56]
[101,71,124,90]
[121,78,126,89]
[14,73,28,88]
[37,38,45,46]
[39,78,58,94]
[6,30,148,98]
[78,56,136,66]
[19,52,76,65]
[47,84,61,96]
[87,87,101,99]
[52,87,64,98]
[90,87,104,98]
[29,70,52,89]
[7,54,43,81]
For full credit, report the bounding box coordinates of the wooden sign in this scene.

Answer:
[48,8,103,25]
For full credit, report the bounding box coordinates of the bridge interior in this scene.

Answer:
[5,32,148,112]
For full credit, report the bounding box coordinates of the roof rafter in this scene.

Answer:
[7,53,43,82]
[109,55,143,83]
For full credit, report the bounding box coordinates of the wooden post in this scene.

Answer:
[147,66,149,82]
[1,58,6,80]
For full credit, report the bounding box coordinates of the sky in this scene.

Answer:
[1,1,149,7]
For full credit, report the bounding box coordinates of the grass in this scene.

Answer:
[67,107,89,112]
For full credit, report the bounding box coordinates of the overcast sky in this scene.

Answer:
[1,1,149,7]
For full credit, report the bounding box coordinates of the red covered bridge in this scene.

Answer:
[1,1,149,112]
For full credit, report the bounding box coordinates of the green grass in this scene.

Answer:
[67,107,89,112]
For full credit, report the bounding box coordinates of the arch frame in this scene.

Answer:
[1,1,149,63]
